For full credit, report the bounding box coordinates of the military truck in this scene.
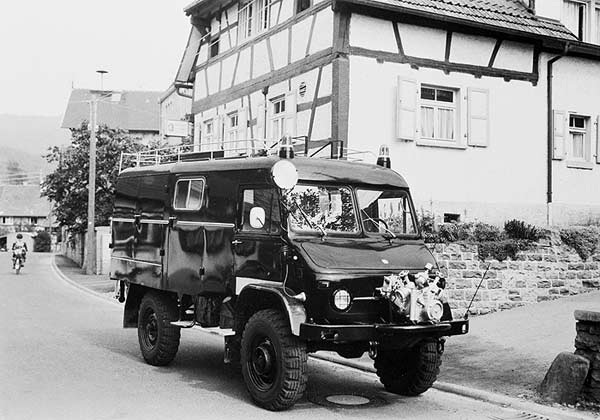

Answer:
[110,138,468,410]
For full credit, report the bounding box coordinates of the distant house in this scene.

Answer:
[0,184,52,250]
[174,0,600,226]
[61,89,162,144]
[158,83,193,145]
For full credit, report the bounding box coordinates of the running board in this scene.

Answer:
[170,321,235,336]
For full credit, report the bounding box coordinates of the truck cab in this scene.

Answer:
[110,139,468,410]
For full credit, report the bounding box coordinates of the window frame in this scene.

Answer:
[226,112,239,145]
[238,186,281,235]
[238,0,273,43]
[270,95,286,141]
[566,113,594,169]
[562,0,597,42]
[416,84,464,149]
[172,178,206,211]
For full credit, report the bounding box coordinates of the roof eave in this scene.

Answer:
[334,0,592,55]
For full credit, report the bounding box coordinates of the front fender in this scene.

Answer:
[237,285,306,336]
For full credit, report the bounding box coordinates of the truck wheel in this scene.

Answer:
[374,339,442,396]
[137,292,181,366]
[241,309,307,411]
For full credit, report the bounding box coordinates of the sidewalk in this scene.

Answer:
[53,254,599,417]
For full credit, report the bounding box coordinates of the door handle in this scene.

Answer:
[231,240,242,245]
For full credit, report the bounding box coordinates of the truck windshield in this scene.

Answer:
[356,189,418,236]
[287,184,359,234]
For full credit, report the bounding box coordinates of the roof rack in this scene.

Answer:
[118,136,360,173]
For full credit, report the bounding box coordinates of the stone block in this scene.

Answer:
[524,262,537,271]
[537,280,551,288]
[528,254,543,261]
[487,279,502,289]
[515,280,526,288]
[551,280,565,287]
[546,272,559,279]
[575,310,600,323]
[449,261,467,269]
[462,270,481,279]
[508,262,521,270]
[544,255,558,262]
[538,352,590,405]
[565,272,577,280]
[577,272,592,280]
[454,280,473,289]
[537,295,552,302]
[568,263,586,271]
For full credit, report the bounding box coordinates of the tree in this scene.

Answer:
[42,122,146,233]
[34,231,52,252]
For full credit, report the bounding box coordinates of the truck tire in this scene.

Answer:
[374,339,442,396]
[137,292,181,366]
[240,309,307,411]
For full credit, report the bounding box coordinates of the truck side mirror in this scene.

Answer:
[249,207,266,229]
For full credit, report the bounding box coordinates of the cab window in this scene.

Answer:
[240,188,280,234]
[173,178,205,210]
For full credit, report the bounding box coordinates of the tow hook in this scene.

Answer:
[437,338,445,355]
[368,341,379,359]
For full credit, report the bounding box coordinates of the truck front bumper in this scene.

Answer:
[299,319,469,343]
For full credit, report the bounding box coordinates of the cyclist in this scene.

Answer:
[12,234,28,267]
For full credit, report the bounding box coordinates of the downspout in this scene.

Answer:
[546,43,570,226]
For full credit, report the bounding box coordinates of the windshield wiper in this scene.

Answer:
[282,199,327,237]
[360,209,397,240]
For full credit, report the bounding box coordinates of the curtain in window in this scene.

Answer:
[421,107,434,138]
[572,132,585,158]
[438,108,455,140]
[563,1,582,37]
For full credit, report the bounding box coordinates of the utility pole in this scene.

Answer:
[85,97,97,275]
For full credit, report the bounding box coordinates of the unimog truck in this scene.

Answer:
[110,138,468,410]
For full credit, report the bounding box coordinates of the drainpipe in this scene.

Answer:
[546,43,570,226]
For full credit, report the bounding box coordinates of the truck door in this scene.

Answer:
[232,186,283,294]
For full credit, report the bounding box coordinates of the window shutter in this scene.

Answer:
[595,115,599,164]
[285,91,297,137]
[467,88,489,147]
[237,108,248,142]
[552,110,566,160]
[396,77,418,141]
[256,103,266,140]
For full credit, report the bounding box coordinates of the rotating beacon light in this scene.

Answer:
[376,144,391,168]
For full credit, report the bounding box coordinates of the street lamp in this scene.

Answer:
[85,70,108,275]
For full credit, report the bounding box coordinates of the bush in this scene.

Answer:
[473,222,502,242]
[418,210,438,243]
[478,239,529,262]
[438,222,473,242]
[33,231,52,252]
[560,226,600,261]
[504,219,543,242]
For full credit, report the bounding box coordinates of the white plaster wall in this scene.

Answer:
[535,0,562,21]
[269,29,289,69]
[206,62,220,95]
[194,69,207,100]
[347,56,547,219]
[449,33,496,67]
[546,54,600,209]
[350,15,397,53]
[309,9,334,55]
[493,40,534,73]
[279,0,294,23]
[235,48,252,84]
[396,23,446,60]
[253,39,271,78]
[221,54,237,89]
[291,15,313,62]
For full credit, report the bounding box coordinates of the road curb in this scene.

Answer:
[311,353,595,420]
[50,256,120,307]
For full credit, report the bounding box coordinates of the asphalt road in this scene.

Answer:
[0,252,565,420]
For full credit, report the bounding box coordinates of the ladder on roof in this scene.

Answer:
[118,136,353,173]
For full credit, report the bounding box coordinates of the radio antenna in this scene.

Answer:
[464,262,491,320]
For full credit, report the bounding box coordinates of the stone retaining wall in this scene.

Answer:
[428,239,600,316]
[575,310,600,403]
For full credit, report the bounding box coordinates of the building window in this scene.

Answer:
[238,0,273,42]
[420,86,458,142]
[562,0,596,41]
[240,188,280,234]
[203,119,214,147]
[227,112,239,147]
[31,217,38,225]
[296,0,311,13]
[209,36,219,58]
[567,115,592,167]
[270,96,286,141]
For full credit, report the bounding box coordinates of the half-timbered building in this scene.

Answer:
[175,0,600,226]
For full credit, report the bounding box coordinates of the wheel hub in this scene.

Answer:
[252,342,274,375]
[145,313,158,345]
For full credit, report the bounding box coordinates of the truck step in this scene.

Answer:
[170,321,235,336]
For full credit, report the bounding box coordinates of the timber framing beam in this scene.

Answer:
[192,48,334,113]
[349,46,539,84]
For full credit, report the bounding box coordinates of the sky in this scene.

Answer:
[0,0,192,117]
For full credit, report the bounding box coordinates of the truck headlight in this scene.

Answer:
[332,289,352,311]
